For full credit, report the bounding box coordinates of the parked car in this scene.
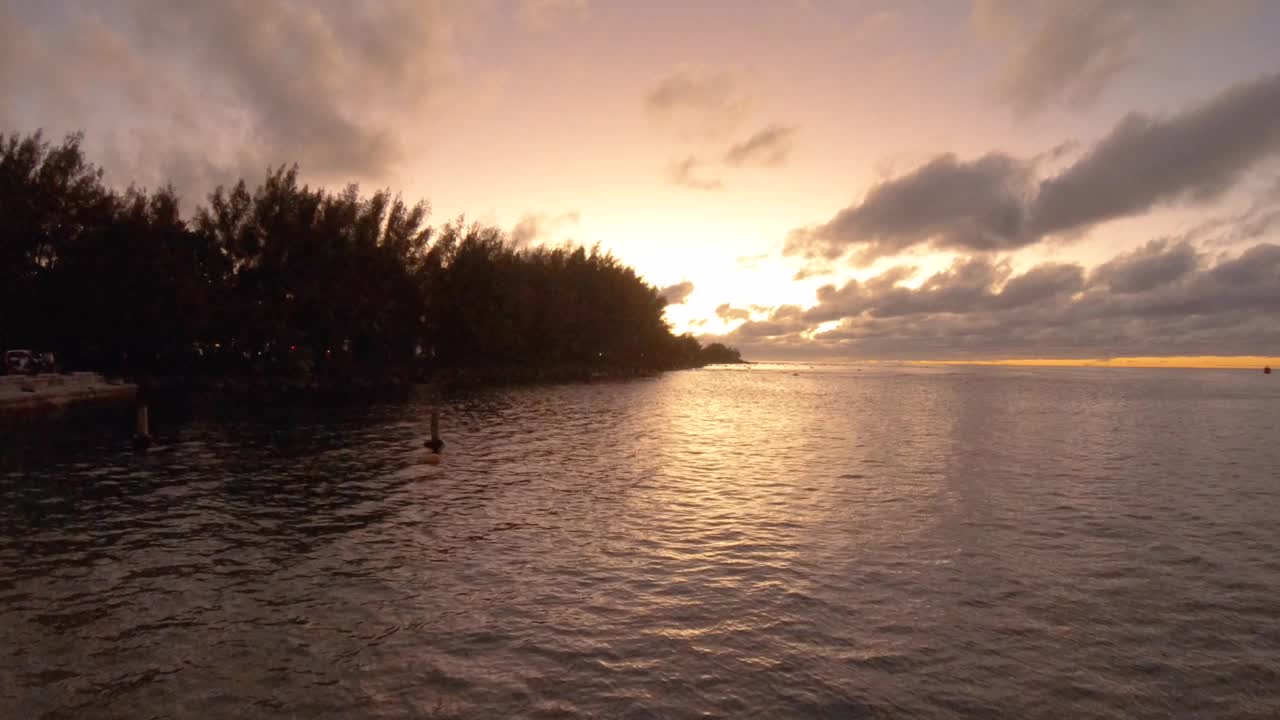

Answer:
[4,349,33,374]
[35,351,58,374]
[3,350,57,375]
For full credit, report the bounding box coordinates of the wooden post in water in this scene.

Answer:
[133,402,153,450]
[424,408,445,461]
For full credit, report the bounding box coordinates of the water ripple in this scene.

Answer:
[3,365,1279,718]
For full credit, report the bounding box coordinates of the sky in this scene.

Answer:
[2,0,1279,363]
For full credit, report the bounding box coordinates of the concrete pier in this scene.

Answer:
[0,373,137,425]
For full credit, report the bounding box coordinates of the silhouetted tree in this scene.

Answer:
[1,131,114,353]
[698,343,743,364]
[0,130,742,383]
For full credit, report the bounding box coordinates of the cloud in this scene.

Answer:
[732,241,1280,359]
[734,318,808,338]
[988,262,1085,309]
[0,1,463,198]
[646,68,751,139]
[786,73,1280,264]
[715,304,753,322]
[1089,239,1199,293]
[1029,72,1280,237]
[1185,178,1280,248]
[975,0,1246,115]
[724,124,799,168]
[659,280,695,305]
[785,153,1035,262]
[647,69,798,190]
[729,305,808,338]
[665,125,799,189]
[666,156,724,190]
[510,211,580,247]
[792,262,836,281]
[805,259,1019,322]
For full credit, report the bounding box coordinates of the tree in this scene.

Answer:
[0,129,744,382]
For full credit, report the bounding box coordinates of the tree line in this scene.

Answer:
[1,131,741,383]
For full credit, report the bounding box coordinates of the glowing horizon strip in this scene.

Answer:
[912,356,1278,369]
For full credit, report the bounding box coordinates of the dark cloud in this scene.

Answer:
[659,280,695,305]
[1208,183,1280,248]
[1208,243,1280,288]
[976,0,1244,115]
[732,305,807,338]
[1089,239,1199,294]
[1035,140,1081,165]
[785,153,1034,262]
[732,241,1280,359]
[801,265,918,323]
[1071,242,1279,322]
[1174,178,1280,248]
[724,124,799,168]
[1029,72,1280,237]
[666,156,724,191]
[0,1,461,198]
[988,262,1085,309]
[510,211,580,248]
[786,73,1280,265]
[805,258,1025,321]
[645,69,751,139]
[733,320,800,338]
[872,258,1009,318]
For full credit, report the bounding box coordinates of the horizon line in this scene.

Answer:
[736,355,1277,369]
[911,356,1278,369]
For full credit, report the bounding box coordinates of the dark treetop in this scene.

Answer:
[1,131,740,386]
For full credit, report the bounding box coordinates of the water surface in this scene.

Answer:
[3,364,1279,718]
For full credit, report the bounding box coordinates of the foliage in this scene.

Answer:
[698,343,743,364]
[0,131,741,380]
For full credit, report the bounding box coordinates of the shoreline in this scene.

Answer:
[1,362,726,424]
[138,361,730,396]
[0,373,137,430]
[1,359,755,435]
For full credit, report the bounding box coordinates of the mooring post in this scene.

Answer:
[133,401,153,451]
[424,407,445,458]
[420,381,445,462]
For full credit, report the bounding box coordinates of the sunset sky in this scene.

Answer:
[3,0,1278,363]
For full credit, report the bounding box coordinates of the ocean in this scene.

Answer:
[3,363,1279,718]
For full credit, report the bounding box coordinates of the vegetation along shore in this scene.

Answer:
[1,131,742,399]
